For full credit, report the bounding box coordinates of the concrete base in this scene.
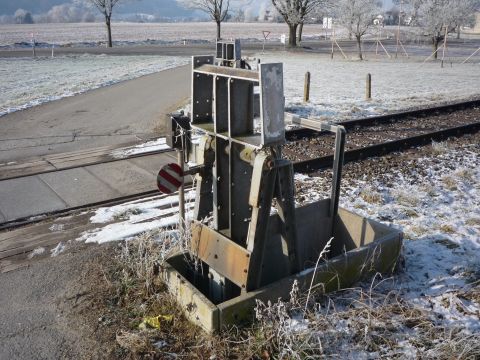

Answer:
[162,202,403,333]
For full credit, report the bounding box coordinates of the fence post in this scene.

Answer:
[304,71,311,102]
[366,73,372,100]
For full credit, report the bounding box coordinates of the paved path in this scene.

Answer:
[0,64,190,162]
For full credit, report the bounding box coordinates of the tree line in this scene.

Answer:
[5,0,479,56]
[183,0,478,59]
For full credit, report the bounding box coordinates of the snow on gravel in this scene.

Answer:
[0,54,188,117]
[295,141,480,330]
[259,53,480,121]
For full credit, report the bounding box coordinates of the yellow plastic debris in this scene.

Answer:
[139,315,174,329]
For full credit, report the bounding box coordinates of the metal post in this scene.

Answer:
[330,126,346,235]
[366,73,372,100]
[177,132,186,233]
[304,71,311,103]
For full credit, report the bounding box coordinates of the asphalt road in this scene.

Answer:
[0,242,112,359]
[1,38,479,58]
[0,64,190,162]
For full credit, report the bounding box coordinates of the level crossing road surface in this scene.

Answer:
[0,64,190,163]
[0,62,192,224]
[0,149,178,224]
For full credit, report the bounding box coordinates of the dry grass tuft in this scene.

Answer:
[359,187,383,204]
[250,278,480,359]
[116,330,151,354]
[465,218,480,227]
[439,224,455,234]
[442,175,458,191]
[431,141,450,154]
[393,189,420,207]
[455,168,475,183]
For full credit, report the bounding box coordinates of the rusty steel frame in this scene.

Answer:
[162,40,403,333]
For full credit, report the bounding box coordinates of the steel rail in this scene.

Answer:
[286,98,480,141]
[2,98,479,181]
[2,101,480,231]
[3,121,479,232]
[293,121,480,173]
[0,184,196,232]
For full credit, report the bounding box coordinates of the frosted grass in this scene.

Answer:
[262,53,480,120]
[0,54,188,116]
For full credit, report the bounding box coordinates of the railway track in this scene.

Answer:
[1,99,479,231]
[287,100,480,172]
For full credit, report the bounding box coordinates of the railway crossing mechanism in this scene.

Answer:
[160,40,403,332]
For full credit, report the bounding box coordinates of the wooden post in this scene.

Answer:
[396,0,403,59]
[304,71,311,102]
[331,26,335,59]
[441,25,448,68]
[366,73,372,100]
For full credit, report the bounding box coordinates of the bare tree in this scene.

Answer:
[176,0,233,39]
[14,9,34,24]
[393,0,423,26]
[418,0,456,58]
[271,0,324,47]
[332,0,380,59]
[450,0,478,38]
[85,0,121,47]
[418,0,478,56]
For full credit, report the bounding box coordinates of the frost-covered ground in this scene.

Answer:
[259,52,480,121]
[286,139,480,356]
[72,136,479,356]
[0,54,188,116]
[0,22,330,47]
[3,51,479,126]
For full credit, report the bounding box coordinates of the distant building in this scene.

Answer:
[474,11,480,33]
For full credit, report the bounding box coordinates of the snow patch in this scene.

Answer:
[111,138,170,159]
[296,142,480,330]
[78,192,196,244]
[28,247,46,259]
[50,242,66,257]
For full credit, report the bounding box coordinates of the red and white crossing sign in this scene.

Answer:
[157,163,183,194]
